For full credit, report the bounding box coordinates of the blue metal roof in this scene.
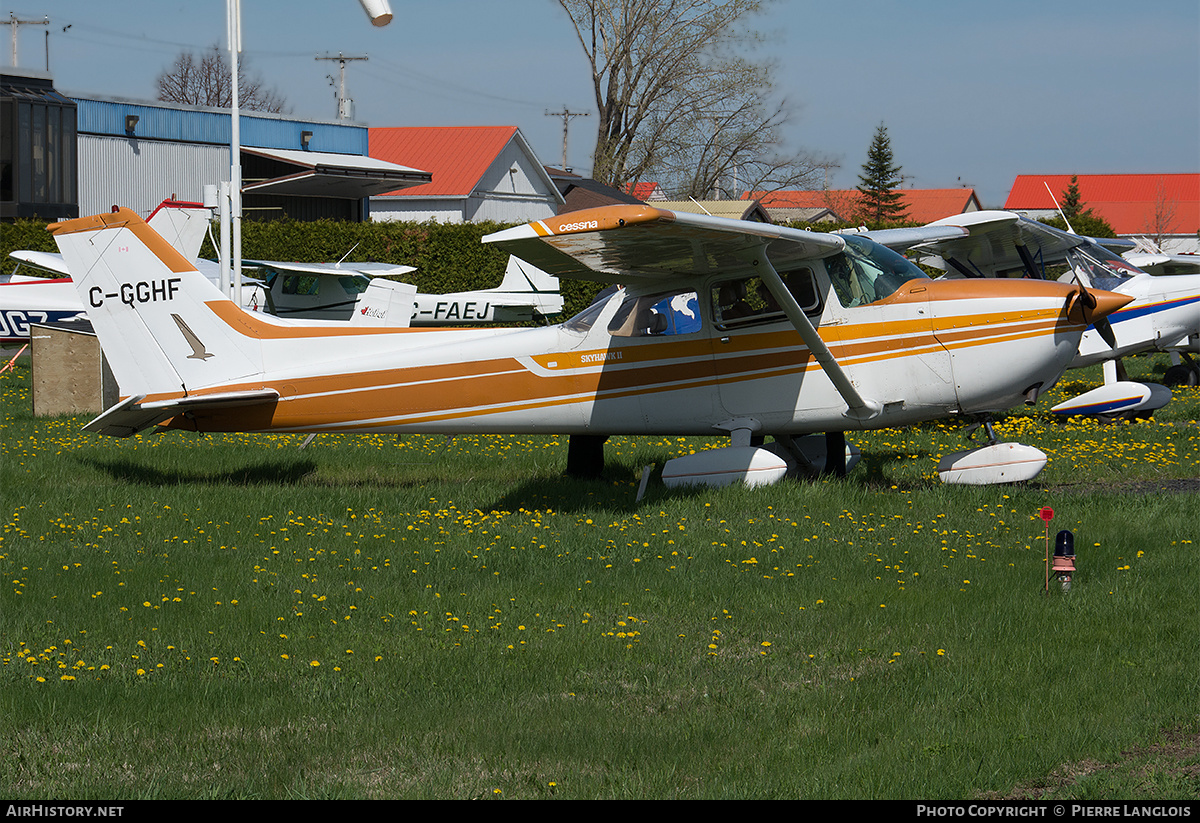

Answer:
[72,97,368,155]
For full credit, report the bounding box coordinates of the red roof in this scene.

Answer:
[1004,174,1200,235]
[369,126,521,197]
[745,188,981,223]
[623,182,664,201]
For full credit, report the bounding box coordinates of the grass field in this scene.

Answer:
[2,353,1197,799]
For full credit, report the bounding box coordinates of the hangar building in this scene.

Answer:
[2,67,428,223]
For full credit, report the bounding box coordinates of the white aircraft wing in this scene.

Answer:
[9,250,73,277]
[483,204,847,285]
[486,204,897,422]
[244,259,417,278]
[1124,252,1200,276]
[856,224,969,253]
[912,210,1134,278]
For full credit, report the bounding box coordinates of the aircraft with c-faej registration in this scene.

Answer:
[48,203,1132,489]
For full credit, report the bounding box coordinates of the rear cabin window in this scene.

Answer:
[711,268,820,330]
[339,275,371,294]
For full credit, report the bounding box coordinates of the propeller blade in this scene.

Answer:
[1095,317,1118,349]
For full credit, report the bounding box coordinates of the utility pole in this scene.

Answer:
[316,53,368,120]
[3,12,48,67]
[545,106,589,171]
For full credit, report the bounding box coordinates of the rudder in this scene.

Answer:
[50,208,263,398]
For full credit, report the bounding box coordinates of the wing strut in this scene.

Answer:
[753,246,882,422]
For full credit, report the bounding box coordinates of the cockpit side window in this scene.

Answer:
[825,235,929,308]
[608,291,702,337]
[282,275,320,296]
[711,268,820,329]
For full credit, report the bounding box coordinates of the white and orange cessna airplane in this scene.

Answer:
[48,204,1132,487]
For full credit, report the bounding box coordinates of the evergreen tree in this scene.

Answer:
[856,122,907,224]
[1044,175,1116,236]
[1061,175,1084,220]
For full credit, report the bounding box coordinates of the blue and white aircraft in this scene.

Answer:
[910,211,1200,416]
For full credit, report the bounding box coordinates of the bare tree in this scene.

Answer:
[558,0,831,197]
[1145,177,1179,249]
[156,45,288,113]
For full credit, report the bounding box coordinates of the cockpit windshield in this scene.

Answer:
[1065,243,1142,291]
[824,235,930,308]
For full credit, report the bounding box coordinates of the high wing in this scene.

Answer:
[244,259,418,278]
[483,204,847,285]
[1124,252,1200,277]
[856,224,969,253]
[486,204,890,420]
[910,210,1134,278]
[8,250,73,277]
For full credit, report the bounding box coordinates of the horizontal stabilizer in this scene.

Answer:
[84,389,280,437]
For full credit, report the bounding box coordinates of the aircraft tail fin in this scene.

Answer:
[489,256,564,316]
[146,199,212,263]
[49,208,264,398]
[496,255,560,292]
[348,278,416,327]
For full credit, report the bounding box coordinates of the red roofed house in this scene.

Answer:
[1004,174,1199,253]
[744,188,982,225]
[623,181,667,202]
[368,126,563,223]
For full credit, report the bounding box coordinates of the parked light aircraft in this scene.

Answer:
[1121,240,1200,385]
[2,200,562,344]
[908,211,1200,416]
[49,205,1132,487]
[238,255,562,325]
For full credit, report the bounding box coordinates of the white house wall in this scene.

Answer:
[369,133,561,225]
[468,139,558,223]
[370,198,464,224]
[466,192,558,223]
[78,135,227,216]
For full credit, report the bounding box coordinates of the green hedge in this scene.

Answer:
[0,215,944,322]
[2,217,608,321]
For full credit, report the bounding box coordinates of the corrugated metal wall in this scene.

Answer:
[78,135,227,216]
[73,97,372,218]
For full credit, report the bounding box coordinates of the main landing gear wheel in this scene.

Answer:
[566,434,608,479]
[822,431,847,478]
[1163,363,1199,387]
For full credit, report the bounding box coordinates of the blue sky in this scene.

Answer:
[4,0,1198,207]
